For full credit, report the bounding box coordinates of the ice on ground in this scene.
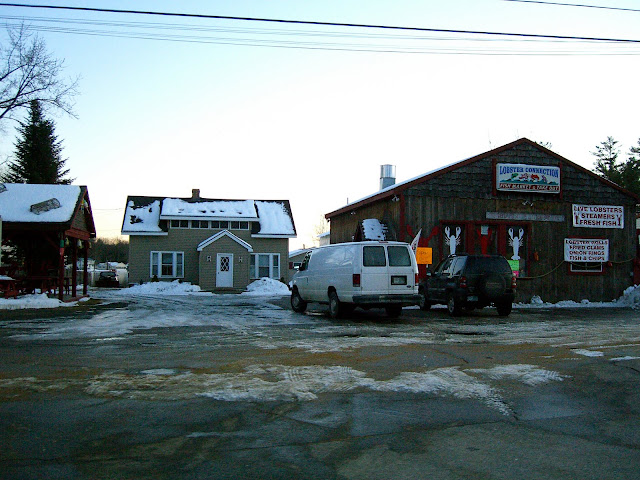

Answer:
[610,356,640,362]
[470,364,567,385]
[242,278,290,296]
[572,349,604,357]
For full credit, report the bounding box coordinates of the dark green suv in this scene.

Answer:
[419,254,516,316]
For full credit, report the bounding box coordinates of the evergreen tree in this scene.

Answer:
[1,100,73,184]
[592,136,622,186]
[621,138,640,197]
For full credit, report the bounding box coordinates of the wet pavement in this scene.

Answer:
[1,292,639,479]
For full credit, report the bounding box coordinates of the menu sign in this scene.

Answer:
[496,163,560,193]
[573,204,624,229]
[564,238,609,262]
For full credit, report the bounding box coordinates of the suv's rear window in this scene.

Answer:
[388,246,411,267]
[466,257,511,274]
[363,246,386,266]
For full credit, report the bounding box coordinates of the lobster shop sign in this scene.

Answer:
[496,163,560,193]
[572,204,624,229]
[564,238,609,262]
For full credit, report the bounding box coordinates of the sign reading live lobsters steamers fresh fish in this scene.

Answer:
[496,163,561,193]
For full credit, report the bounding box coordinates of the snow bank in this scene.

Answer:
[243,278,290,296]
[0,293,79,310]
[517,285,640,309]
[114,280,209,296]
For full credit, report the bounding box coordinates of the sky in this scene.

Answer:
[0,0,638,249]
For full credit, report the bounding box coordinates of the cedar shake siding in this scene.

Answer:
[326,139,639,304]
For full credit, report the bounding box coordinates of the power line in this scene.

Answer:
[0,2,639,44]
[504,0,640,13]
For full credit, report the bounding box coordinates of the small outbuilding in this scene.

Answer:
[326,138,640,303]
[0,183,96,300]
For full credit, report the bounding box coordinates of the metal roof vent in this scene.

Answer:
[380,164,396,190]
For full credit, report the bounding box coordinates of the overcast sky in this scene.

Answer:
[0,0,638,249]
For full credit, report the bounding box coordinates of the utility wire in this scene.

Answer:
[0,2,639,44]
[504,0,640,13]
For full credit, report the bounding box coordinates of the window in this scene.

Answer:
[170,220,189,228]
[570,262,603,273]
[210,221,229,229]
[191,220,209,228]
[363,246,386,267]
[150,251,184,278]
[388,246,411,266]
[250,253,280,279]
[230,221,249,230]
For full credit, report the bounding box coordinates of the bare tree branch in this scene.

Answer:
[0,23,79,125]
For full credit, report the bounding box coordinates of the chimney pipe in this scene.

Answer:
[380,165,396,190]
[192,189,200,200]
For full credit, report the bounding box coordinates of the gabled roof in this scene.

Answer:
[122,194,296,238]
[197,230,253,252]
[0,183,96,235]
[326,138,640,219]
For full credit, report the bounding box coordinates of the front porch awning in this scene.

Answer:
[197,230,253,252]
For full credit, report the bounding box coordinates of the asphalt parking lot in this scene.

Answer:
[1,293,639,479]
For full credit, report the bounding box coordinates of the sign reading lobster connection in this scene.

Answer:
[564,238,609,262]
[572,204,624,229]
[496,163,560,193]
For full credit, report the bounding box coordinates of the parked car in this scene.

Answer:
[290,241,421,318]
[419,254,516,316]
[96,270,119,288]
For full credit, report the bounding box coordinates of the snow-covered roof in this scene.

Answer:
[161,198,258,220]
[122,195,296,238]
[0,183,84,224]
[361,219,388,240]
[253,201,295,237]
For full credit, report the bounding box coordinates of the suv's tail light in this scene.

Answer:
[511,275,517,289]
[459,276,467,289]
[353,274,361,287]
[415,273,419,285]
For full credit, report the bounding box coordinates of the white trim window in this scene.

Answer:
[570,262,604,273]
[151,251,184,278]
[250,253,280,280]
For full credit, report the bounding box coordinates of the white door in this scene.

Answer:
[216,253,234,287]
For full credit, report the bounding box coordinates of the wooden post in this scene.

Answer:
[58,236,65,301]
[71,238,78,298]
[83,241,89,296]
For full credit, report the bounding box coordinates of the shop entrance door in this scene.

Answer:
[216,254,234,288]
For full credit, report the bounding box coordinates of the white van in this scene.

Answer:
[290,241,420,318]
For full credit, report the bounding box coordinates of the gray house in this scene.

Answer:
[121,189,296,290]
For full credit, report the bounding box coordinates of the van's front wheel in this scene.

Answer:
[328,291,342,319]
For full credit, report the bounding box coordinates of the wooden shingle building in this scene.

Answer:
[326,138,640,303]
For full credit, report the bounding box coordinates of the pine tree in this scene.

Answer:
[1,100,73,184]
[592,136,622,186]
[621,138,640,197]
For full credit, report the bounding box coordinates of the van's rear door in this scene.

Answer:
[387,245,415,295]
[360,245,388,297]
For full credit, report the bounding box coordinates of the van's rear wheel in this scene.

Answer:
[291,288,307,313]
[447,293,462,316]
[328,291,342,319]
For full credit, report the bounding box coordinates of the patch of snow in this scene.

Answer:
[141,369,177,375]
[572,349,604,357]
[243,278,290,296]
[113,280,209,296]
[470,364,566,386]
[615,285,640,309]
[610,356,640,362]
[122,200,163,233]
[254,201,295,236]
[0,293,78,310]
[0,183,81,223]
[362,218,387,240]
[161,198,257,219]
